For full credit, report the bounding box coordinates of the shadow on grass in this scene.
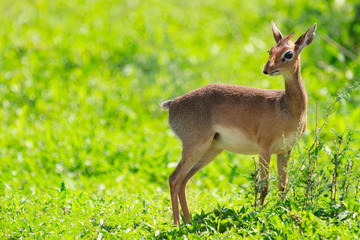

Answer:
[147,198,360,239]
[149,205,260,239]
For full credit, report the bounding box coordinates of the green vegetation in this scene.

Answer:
[0,0,359,238]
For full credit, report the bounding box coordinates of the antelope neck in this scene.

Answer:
[282,59,307,117]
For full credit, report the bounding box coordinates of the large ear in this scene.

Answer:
[295,23,317,53]
[271,20,283,43]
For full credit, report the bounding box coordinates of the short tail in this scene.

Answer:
[161,100,172,110]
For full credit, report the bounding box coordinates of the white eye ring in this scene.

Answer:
[282,50,294,62]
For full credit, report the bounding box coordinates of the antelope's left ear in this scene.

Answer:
[295,23,317,53]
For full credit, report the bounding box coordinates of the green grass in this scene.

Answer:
[0,0,360,238]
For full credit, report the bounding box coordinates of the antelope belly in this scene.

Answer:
[214,126,258,155]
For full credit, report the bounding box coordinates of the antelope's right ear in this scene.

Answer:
[295,23,317,53]
[271,20,283,43]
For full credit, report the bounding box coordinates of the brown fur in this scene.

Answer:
[163,21,317,225]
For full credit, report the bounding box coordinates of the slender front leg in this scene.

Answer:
[259,149,271,206]
[276,151,290,199]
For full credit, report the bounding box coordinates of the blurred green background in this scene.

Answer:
[0,0,359,230]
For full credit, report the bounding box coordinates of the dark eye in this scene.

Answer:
[282,51,294,62]
[285,51,294,59]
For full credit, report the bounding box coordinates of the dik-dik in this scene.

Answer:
[162,21,317,225]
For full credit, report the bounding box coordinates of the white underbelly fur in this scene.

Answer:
[214,126,258,155]
[214,126,297,155]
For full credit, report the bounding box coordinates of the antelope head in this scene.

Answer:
[263,21,317,76]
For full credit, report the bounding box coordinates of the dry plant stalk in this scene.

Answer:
[354,180,360,212]
[330,134,345,202]
[303,97,339,209]
[253,157,259,212]
[341,161,353,201]
[354,180,360,200]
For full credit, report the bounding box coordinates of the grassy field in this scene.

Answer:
[0,0,359,238]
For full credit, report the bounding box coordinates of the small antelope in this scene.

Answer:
[162,21,317,225]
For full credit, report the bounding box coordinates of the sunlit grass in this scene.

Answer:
[0,0,359,238]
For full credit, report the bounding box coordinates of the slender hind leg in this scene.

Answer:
[169,138,213,225]
[178,140,223,222]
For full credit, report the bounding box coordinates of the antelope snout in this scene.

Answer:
[263,62,270,75]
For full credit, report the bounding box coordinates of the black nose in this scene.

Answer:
[263,70,268,75]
